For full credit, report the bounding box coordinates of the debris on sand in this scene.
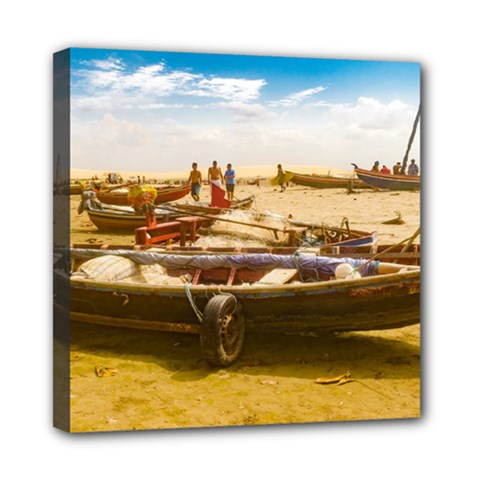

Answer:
[382,211,405,225]
[95,365,118,377]
[315,370,352,385]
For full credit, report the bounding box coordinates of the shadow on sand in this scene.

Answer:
[71,321,420,383]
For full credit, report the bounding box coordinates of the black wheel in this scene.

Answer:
[200,294,245,367]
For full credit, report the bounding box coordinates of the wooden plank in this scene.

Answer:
[70,310,201,333]
[192,269,202,285]
[257,268,298,285]
[227,268,237,286]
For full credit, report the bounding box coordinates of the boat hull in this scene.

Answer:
[353,167,421,191]
[83,194,255,231]
[95,184,190,205]
[171,195,255,215]
[287,171,370,189]
[64,278,419,334]
[85,209,177,231]
[70,184,84,195]
[56,258,420,335]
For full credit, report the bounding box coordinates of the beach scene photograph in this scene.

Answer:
[55,47,421,432]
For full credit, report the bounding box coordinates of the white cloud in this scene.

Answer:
[89,70,123,89]
[71,94,420,174]
[81,57,125,71]
[121,68,200,95]
[269,85,326,107]
[72,114,147,148]
[330,97,411,130]
[139,103,186,110]
[222,101,277,122]
[73,60,267,112]
[190,77,266,101]
[310,100,351,108]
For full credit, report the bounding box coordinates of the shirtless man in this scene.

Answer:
[187,163,202,201]
[208,161,224,188]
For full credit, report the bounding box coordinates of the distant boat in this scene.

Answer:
[70,182,84,195]
[351,104,422,191]
[286,171,370,189]
[352,165,420,191]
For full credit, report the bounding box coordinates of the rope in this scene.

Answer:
[291,252,321,282]
[184,283,203,323]
[216,290,238,313]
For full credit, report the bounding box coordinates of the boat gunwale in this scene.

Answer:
[95,183,190,196]
[286,171,361,182]
[354,167,421,183]
[63,264,420,296]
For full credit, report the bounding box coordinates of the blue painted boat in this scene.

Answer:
[325,232,377,248]
[352,165,420,191]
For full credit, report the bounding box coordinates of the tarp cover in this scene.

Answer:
[70,250,378,280]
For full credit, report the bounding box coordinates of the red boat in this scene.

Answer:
[94,184,190,205]
[352,165,420,191]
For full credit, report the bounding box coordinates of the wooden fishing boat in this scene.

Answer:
[352,165,421,191]
[286,171,370,189]
[94,183,190,205]
[71,242,421,266]
[70,179,123,196]
[55,248,420,367]
[77,192,185,231]
[284,216,376,247]
[166,195,255,216]
[70,182,84,195]
[78,191,256,231]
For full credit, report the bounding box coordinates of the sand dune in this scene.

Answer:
[71,164,354,181]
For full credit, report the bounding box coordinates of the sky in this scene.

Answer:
[69,48,421,174]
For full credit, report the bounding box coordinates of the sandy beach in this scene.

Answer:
[68,177,420,432]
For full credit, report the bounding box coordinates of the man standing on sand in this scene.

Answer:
[408,159,419,176]
[223,163,236,201]
[187,162,202,202]
[276,164,286,192]
[208,160,224,188]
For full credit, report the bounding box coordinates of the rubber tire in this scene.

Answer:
[200,294,245,367]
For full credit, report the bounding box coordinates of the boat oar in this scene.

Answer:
[401,226,421,252]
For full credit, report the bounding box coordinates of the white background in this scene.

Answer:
[2,1,478,478]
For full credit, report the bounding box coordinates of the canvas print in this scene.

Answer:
[54,48,421,432]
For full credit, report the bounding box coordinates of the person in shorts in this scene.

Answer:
[208,160,224,188]
[224,163,236,201]
[187,163,202,201]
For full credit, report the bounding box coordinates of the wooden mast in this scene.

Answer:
[401,104,421,175]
